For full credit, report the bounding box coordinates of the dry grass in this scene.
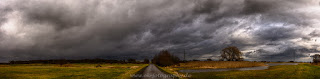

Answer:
[190,64,320,79]
[175,61,266,69]
[0,65,9,67]
[158,61,266,79]
[0,63,148,79]
[312,63,320,66]
[158,66,189,79]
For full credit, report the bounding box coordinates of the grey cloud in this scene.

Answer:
[255,27,296,41]
[0,0,319,62]
[259,48,320,61]
[309,31,320,37]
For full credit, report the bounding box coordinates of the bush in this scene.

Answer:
[127,59,136,63]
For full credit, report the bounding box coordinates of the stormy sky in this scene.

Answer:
[0,0,320,62]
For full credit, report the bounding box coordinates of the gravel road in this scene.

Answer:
[140,64,174,79]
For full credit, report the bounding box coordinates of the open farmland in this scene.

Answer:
[0,64,147,79]
[157,61,266,78]
[158,62,320,79]
[175,61,266,69]
[189,63,320,79]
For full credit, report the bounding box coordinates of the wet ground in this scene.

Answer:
[178,63,299,73]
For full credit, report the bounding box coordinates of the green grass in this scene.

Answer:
[189,63,320,79]
[0,64,147,79]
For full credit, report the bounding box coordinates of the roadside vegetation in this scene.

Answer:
[157,66,188,79]
[0,63,147,79]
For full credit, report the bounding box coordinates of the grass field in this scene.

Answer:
[0,63,148,79]
[159,61,320,79]
[158,61,265,79]
[174,61,266,69]
[189,63,320,79]
[312,63,320,66]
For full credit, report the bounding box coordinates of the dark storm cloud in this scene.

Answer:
[259,47,320,61]
[193,0,222,14]
[256,27,296,41]
[309,31,320,37]
[0,0,320,62]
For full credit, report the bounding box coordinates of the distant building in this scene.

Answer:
[311,54,320,63]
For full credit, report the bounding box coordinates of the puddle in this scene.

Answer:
[178,63,298,73]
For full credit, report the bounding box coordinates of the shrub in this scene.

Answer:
[127,59,136,63]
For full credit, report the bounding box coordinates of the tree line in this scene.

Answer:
[9,59,149,64]
[151,46,244,67]
[9,46,244,67]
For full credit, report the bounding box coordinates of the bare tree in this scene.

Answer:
[219,46,243,61]
[143,59,150,64]
[312,54,320,63]
[152,50,180,66]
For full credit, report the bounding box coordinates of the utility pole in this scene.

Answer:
[293,49,297,62]
[294,52,296,62]
[184,49,186,61]
[294,49,298,62]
